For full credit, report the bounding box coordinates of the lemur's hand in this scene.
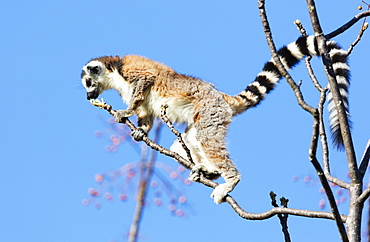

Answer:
[90,98,106,109]
[115,109,135,123]
[131,128,146,141]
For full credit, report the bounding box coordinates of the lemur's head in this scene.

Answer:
[81,60,107,100]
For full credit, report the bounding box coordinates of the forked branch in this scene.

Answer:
[270,192,291,242]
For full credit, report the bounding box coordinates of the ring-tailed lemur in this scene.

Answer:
[81,35,350,204]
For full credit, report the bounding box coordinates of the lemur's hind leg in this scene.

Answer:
[197,126,241,204]
[170,126,221,180]
[171,93,240,204]
[192,97,240,203]
[195,96,241,203]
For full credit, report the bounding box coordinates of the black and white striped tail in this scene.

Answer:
[238,35,350,150]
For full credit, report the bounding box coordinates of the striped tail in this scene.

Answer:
[228,35,350,150]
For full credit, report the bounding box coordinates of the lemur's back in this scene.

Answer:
[117,55,230,124]
[122,55,216,97]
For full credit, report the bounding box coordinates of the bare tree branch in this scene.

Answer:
[293,19,347,189]
[294,19,308,37]
[258,0,348,240]
[317,88,351,190]
[309,116,348,241]
[325,10,370,39]
[270,192,291,242]
[347,22,369,56]
[160,104,194,164]
[129,121,162,242]
[359,139,370,178]
[305,1,361,241]
[89,99,347,222]
[302,34,350,190]
[358,186,370,205]
[306,0,359,182]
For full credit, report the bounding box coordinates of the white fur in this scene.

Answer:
[258,70,281,84]
[250,82,267,96]
[335,75,350,86]
[329,48,348,56]
[306,35,317,55]
[245,91,259,104]
[107,70,133,103]
[270,57,290,71]
[332,62,350,73]
[287,42,305,60]
[146,91,195,125]
[84,60,103,71]
[170,126,217,170]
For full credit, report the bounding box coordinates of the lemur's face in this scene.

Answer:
[81,60,106,100]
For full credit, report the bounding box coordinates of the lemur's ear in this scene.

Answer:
[87,65,101,75]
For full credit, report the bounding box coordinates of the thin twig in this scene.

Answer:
[270,192,291,242]
[90,99,347,222]
[294,20,324,92]
[306,56,325,92]
[309,114,348,239]
[317,87,350,189]
[160,104,194,164]
[358,185,370,204]
[347,22,368,55]
[294,19,308,36]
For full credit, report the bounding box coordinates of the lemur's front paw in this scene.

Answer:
[189,164,221,181]
[189,164,206,181]
[115,110,134,123]
[210,183,232,204]
[131,128,146,141]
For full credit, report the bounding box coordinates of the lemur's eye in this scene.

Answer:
[87,65,101,75]
[85,78,92,87]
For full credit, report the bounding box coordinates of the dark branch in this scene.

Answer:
[325,10,370,39]
[309,114,349,241]
[359,140,370,179]
[270,192,291,242]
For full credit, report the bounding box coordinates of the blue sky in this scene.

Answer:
[1,0,369,241]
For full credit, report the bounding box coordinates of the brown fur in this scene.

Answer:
[82,55,242,203]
